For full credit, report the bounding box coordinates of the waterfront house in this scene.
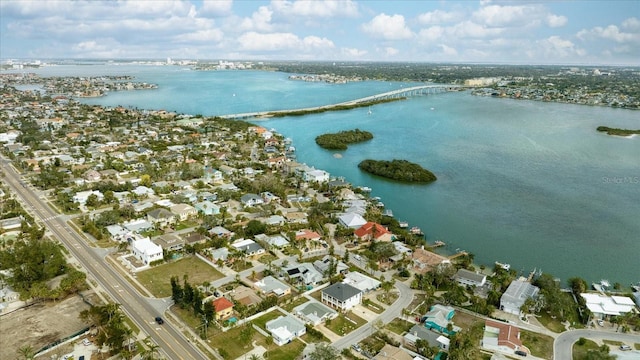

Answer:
[500,279,540,316]
[354,221,395,242]
[453,268,487,288]
[411,247,451,274]
[580,293,637,320]
[266,314,306,346]
[482,319,525,354]
[321,282,362,312]
[338,212,367,229]
[254,276,291,297]
[293,300,338,325]
[212,297,234,320]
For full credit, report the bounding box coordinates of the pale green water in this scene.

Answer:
[21,65,640,285]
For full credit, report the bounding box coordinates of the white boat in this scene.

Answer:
[495,261,511,271]
[399,221,409,228]
[357,186,372,192]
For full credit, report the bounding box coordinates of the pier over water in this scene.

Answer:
[219,84,463,120]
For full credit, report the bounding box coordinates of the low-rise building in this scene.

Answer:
[500,280,540,316]
[254,276,291,297]
[212,297,234,320]
[131,237,163,265]
[422,304,458,335]
[343,271,381,293]
[266,315,306,346]
[321,282,362,312]
[293,300,338,325]
[153,233,184,252]
[482,319,526,354]
[170,203,197,221]
[453,268,487,287]
[580,293,637,320]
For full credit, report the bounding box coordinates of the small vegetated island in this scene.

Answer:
[315,128,373,150]
[596,126,640,136]
[358,159,437,183]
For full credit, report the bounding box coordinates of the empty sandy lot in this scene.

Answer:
[0,295,91,360]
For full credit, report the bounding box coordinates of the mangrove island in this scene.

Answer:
[597,126,640,137]
[315,128,373,150]
[358,159,438,183]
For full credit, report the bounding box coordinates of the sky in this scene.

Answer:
[1,0,639,65]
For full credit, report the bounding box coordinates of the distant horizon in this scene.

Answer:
[2,57,640,68]
[1,1,638,66]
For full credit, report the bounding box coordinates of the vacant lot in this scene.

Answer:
[0,295,91,360]
[136,256,225,297]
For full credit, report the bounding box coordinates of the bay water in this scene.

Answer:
[20,65,640,286]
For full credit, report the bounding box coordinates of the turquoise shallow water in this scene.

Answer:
[17,65,640,285]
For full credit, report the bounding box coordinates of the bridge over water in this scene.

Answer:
[219,84,463,120]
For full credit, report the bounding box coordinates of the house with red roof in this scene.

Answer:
[482,319,529,355]
[354,222,395,242]
[212,297,234,320]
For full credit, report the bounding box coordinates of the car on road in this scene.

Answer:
[515,350,527,356]
[619,345,631,351]
[155,316,164,325]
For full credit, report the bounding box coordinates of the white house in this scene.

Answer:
[338,212,368,229]
[500,279,540,315]
[321,282,362,312]
[266,315,306,346]
[72,190,104,205]
[194,201,220,216]
[170,203,197,221]
[580,293,637,320]
[303,169,329,183]
[132,237,163,265]
[454,269,487,287]
[293,300,338,325]
[343,271,381,293]
[240,193,264,207]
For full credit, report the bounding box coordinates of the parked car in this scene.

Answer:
[515,350,527,356]
[155,316,164,325]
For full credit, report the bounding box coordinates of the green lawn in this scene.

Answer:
[136,256,225,297]
[573,339,600,360]
[252,309,286,330]
[537,312,566,333]
[281,296,309,312]
[386,317,415,335]
[520,329,554,359]
[602,339,623,346]
[325,311,367,336]
[263,338,305,360]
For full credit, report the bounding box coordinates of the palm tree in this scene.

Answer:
[249,354,262,360]
[17,345,35,360]
[141,337,160,360]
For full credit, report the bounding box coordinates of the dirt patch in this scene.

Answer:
[0,295,92,360]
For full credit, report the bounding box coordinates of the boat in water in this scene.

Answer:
[495,261,511,271]
[399,221,409,228]
[433,240,446,247]
[410,226,424,236]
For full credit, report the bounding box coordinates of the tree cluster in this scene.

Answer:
[358,159,437,183]
[315,129,373,150]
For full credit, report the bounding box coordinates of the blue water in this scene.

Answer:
[14,65,640,285]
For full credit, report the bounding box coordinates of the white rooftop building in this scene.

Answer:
[581,293,637,319]
[132,237,163,265]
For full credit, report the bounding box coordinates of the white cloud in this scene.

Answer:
[341,47,367,57]
[438,44,458,57]
[362,13,413,40]
[239,6,275,32]
[577,24,640,44]
[173,29,224,43]
[546,14,567,28]
[384,47,399,56]
[538,35,584,59]
[237,32,334,52]
[622,17,640,31]
[418,26,445,43]
[199,0,233,17]
[271,0,358,18]
[417,10,460,25]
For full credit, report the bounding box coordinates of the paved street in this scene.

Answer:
[554,329,640,360]
[1,155,208,360]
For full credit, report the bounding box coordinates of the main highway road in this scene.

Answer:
[1,155,209,360]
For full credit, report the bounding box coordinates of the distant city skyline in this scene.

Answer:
[1,0,639,65]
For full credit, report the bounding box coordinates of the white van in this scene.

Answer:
[353,254,361,261]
